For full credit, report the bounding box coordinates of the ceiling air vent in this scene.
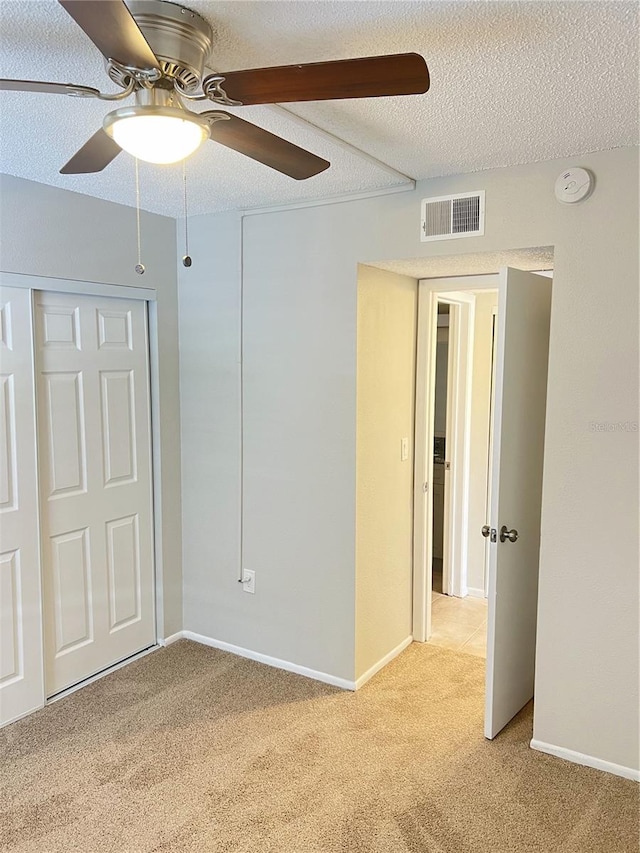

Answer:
[420,191,485,242]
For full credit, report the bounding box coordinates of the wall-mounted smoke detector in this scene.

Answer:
[420,191,485,242]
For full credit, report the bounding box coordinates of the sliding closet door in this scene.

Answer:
[35,292,155,697]
[0,286,43,725]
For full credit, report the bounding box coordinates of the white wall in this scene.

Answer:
[355,265,417,679]
[0,174,183,638]
[179,210,357,680]
[179,146,638,772]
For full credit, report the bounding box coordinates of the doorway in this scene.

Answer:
[413,267,553,739]
[413,277,498,643]
[427,288,497,657]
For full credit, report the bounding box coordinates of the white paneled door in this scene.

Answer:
[0,286,43,725]
[35,292,155,697]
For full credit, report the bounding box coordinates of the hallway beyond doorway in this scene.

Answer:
[429,594,487,657]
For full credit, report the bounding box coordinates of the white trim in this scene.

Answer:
[0,270,157,301]
[160,631,183,647]
[45,645,158,705]
[147,300,168,643]
[466,587,487,599]
[439,292,475,599]
[355,636,413,690]
[530,739,640,782]
[268,103,413,183]
[242,182,415,217]
[182,631,356,691]
[484,305,499,599]
[30,287,46,720]
[412,288,436,642]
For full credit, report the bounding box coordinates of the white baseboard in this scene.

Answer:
[355,636,413,690]
[181,630,356,691]
[160,631,184,647]
[530,739,640,782]
[466,587,487,599]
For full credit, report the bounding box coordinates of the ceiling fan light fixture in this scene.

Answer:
[103,105,210,165]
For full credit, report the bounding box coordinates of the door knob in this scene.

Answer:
[499,525,519,543]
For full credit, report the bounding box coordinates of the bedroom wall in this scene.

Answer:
[355,265,418,680]
[178,146,638,772]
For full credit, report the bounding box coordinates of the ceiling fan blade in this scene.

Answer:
[58,0,160,73]
[60,130,122,174]
[0,78,100,98]
[204,53,429,106]
[202,112,329,180]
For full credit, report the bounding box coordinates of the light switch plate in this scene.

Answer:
[242,570,255,594]
[401,437,409,461]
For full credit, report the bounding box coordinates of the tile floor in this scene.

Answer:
[429,591,488,657]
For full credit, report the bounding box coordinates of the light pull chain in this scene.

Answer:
[134,157,145,275]
[182,159,192,267]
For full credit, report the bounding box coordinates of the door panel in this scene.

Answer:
[484,268,552,739]
[0,550,21,682]
[0,286,43,725]
[0,376,17,510]
[106,514,141,631]
[100,370,137,485]
[50,527,93,654]
[42,371,87,497]
[36,292,155,697]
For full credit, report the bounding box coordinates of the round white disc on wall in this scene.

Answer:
[554,168,594,204]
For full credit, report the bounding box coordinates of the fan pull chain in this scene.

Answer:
[182,160,192,267]
[134,157,145,275]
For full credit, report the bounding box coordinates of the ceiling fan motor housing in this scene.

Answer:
[107,0,214,92]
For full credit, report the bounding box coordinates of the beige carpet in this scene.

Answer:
[1,640,638,853]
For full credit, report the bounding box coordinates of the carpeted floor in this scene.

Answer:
[1,640,638,852]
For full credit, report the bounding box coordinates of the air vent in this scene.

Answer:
[421,191,485,242]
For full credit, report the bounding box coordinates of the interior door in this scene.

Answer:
[35,291,155,697]
[0,285,43,725]
[484,268,552,739]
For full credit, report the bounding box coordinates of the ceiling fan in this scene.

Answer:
[0,0,430,180]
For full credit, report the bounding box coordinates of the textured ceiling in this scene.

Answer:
[0,1,637,217]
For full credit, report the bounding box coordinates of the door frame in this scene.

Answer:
[483,305,499,599]
[413,274,499,642]
[438,292,475,599]
[0,272,166,659]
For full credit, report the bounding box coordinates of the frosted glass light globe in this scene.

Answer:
[104,107,210,165]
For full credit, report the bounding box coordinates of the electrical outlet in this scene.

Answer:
[242,570,255,594]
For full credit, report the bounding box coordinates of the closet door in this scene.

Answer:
[35,292,155,697]
[0,285,43,725]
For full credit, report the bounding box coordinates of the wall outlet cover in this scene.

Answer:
[242,570,255,594]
